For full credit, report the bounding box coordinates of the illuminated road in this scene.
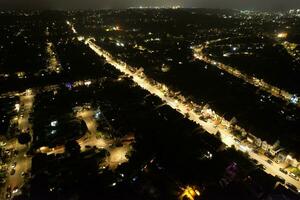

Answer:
[66,25,300,191]
[217,128,300,190]
[46,42,62,74]
[1,90,35,199]
[192,42,300,108]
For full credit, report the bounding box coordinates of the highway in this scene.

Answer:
[71,31,300,192]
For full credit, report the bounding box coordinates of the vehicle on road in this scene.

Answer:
[279,168,288,174]
[251,159,258,165]
[267,159,273,165]
[11,161,17,168]
[289,173,300,181]
[286,183,298,192]
[21,171,29,178]
[253,149,259,154]
[257,164,266,170]
[275,175,285,184]
[10,169,15,175]
[12,186,19,194]
[6,192,11,199]
[264,151,272,158]
[234,138,241,143]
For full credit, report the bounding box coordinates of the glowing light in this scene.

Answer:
[26,89,32,95]
[179,186,201,200]
[15,104,20,112]
[277,32,288,38]
[51,120,58,127]
[84,80,92,86]
[78,36,84,41]
[291,95,299,104]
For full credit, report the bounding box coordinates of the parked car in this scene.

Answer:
[10,169,15,175]
[253,149,259,154]
[279,168,288,174]
[289,173,300,181]
[7,185,11,192]
[257,164,266,170]
[12,186,19,194]
[11,161,17,168]
[286,183,297,192]
[6,192,11,199]
[275,175,285,184]
[267,159,273,165]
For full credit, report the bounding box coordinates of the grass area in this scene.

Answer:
[287,166,300,176]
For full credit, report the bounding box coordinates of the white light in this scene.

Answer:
[78,36,84,41]
[291,95,298,104]
[84,80,92,86]
[95,111,101,119]
[51,120,58,127]
[239,145,248,152]
[15,104,20,112]
[12,189,19,194]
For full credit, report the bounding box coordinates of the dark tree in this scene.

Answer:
[64,140,80,157]
[18,132,31,145]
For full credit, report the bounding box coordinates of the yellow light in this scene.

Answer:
[84,80,92,86]
[78,36,84,41]
[195,189,200,196]
[26,89,32,95]
[179,186,201,200]
[277,32,288,38]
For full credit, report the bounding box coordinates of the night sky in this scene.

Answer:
[1,0,300,10]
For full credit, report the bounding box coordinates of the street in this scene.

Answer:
[1,90,35,199]
[192,42,299,108]
[76,32,300,192]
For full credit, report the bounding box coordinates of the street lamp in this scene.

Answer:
[179,186,201,200]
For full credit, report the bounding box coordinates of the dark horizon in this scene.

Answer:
[0,0,300,11]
